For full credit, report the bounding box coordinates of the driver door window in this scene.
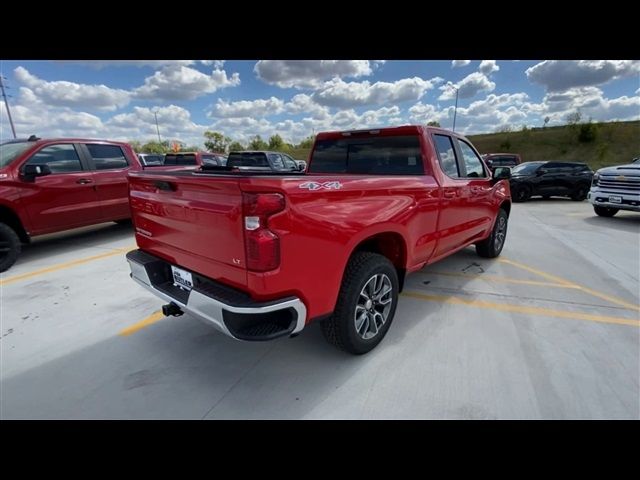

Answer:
[26,144,83,173]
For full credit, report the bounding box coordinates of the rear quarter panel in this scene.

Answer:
[242,174,440,320]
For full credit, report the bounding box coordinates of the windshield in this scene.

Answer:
[0,142,33,168]
[511,162,543,175]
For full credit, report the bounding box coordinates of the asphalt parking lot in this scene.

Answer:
[1,199,638,419]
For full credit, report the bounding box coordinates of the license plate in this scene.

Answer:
[609,195,622,204]
[171,265,193,290]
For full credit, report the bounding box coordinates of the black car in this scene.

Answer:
[509,161,594,202]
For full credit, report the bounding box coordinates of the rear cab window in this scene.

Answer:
[227,152,269,167]
[86,144,129,170]
[309,135,424,174]
[164,154,197,166]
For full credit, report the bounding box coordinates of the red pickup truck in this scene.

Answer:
[126,126,512,354]
[0,137,155,272]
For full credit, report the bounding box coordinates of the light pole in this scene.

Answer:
[449,83,460,132]
[153,109,161,143]
[0,76,17,139]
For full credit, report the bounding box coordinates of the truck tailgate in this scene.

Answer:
[128,172,247,289]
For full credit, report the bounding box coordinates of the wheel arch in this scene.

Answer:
[0,205,29,243]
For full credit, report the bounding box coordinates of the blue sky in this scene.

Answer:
[1,60,638,147]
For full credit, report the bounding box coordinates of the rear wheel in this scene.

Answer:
[0,222,21,273]
[594,206,618,217]
[114,219,132,226]
[321,252,398,355]
[512,185,531,203]
[476,209,508,258]
[542,195,551,200]
[571,184,589,201]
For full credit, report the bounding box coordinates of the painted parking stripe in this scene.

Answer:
[418,270,580,289]
[402,291,639,327]
[499,258,640,312]
[0,245,135,287]
[119,311,165,336]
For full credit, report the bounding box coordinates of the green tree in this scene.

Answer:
[297,135,315,149]
[427,120,441,127]
[578,120,597,143]
[248,135,268,150]
[203,131,231,152]
[268,134,286,151]
[142,141,169,154]
[128,140,143,152]
[566,110,582,126]
[228,141,245,152]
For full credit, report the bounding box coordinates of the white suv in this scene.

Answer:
[588,158,640,217]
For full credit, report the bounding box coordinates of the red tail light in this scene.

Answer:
[242,192,285,271]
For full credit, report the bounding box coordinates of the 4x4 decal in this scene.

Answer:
[299,181,343,191]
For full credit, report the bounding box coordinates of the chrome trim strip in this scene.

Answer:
[127,258,307,339]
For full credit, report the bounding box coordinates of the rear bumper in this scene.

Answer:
[126,249,307,341]
[588,190,640,212]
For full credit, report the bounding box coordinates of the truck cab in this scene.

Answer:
[0,136,142,271]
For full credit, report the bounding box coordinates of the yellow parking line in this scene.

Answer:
[0,245,135,287]
[402,291,640,327]
[420,271,580,289]
[499,258,640,312]
[119,311,165,336]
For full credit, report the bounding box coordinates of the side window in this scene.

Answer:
[26,144,83,173]
[268,154,285,169]
[283,155,297,170]
[87,144,129,170]
[457,140,486,178]
[433,134,459,178]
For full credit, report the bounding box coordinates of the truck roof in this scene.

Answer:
[315,125,460,140]
[2,137,131,146]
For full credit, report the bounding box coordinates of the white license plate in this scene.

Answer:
[171,265,193,290]
[609,195,622,204]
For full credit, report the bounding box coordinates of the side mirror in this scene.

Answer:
[492,166,511,183]
[537,169,547,176]
[22,164,52,179]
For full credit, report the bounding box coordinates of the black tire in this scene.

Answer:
[542,195,551,200]
[512,185,531,203]
[571,184,589,201]
[594,206,618,217]
[476,209,508,258]
[0,222,21,273]
[114,218,132,226]
[321,252,399,355]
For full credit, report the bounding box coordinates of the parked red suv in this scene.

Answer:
[0,136,144,272]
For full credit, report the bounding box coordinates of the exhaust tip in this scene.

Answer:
[162,302,184,317]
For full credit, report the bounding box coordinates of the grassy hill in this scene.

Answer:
[467,120,639,170]
[290,120,639,170]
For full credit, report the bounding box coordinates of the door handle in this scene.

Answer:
[443,190,456,198]
[76,178,93,185]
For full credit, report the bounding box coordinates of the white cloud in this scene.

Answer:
[254,60,374,89]
[14,66,130,111]
[210,97,285,118]
[526,60,640,92]
[209,94,330,120]
[478,60,500,75]
[284,94,330,119]
[133,65,240,101]
[312,76,443,108]
[439,72,496,100]
[452,60,471,68]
